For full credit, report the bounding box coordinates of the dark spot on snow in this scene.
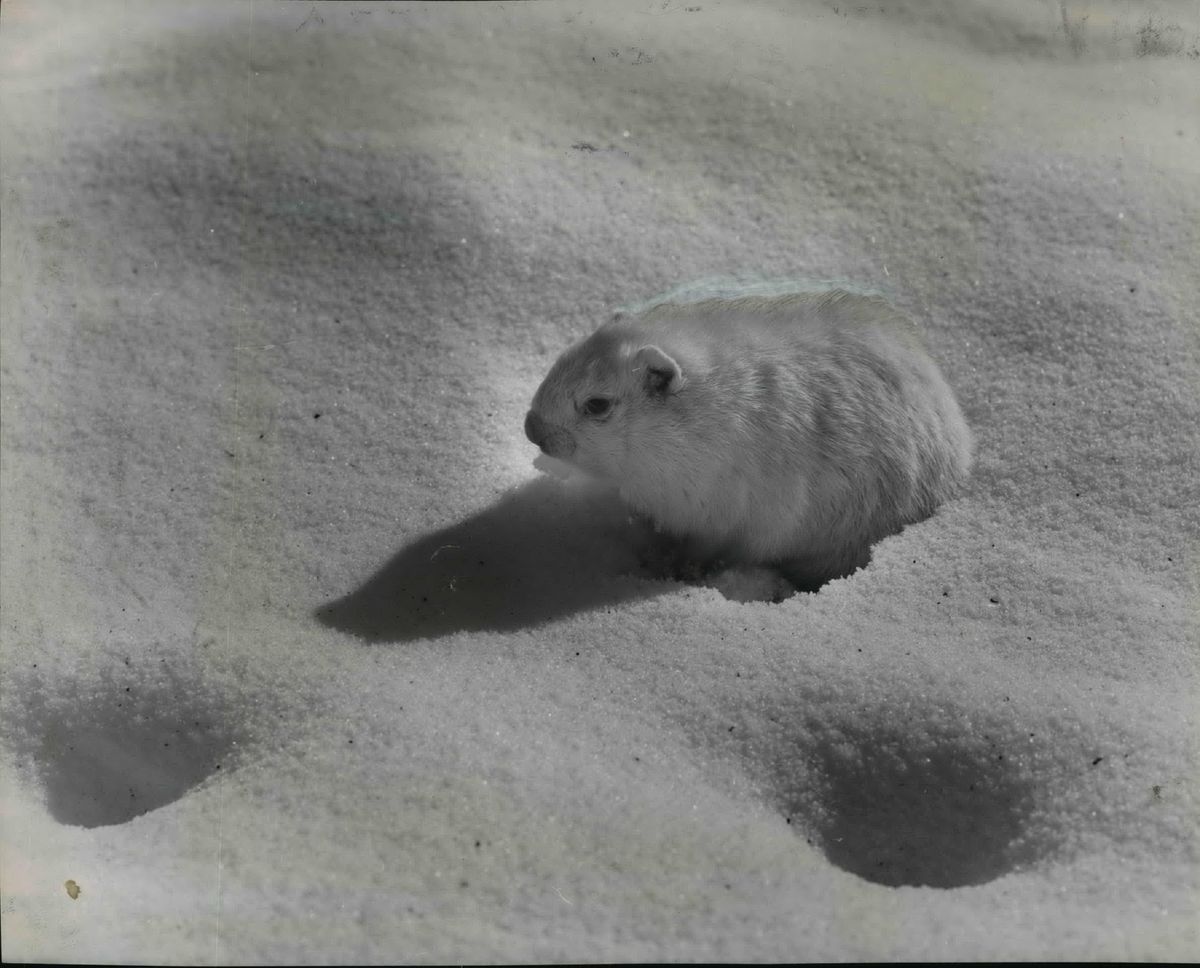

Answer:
[1091,756,1103,766]
[1152,785,1162,799]
[572,142,598,152]
[988,596,1000,604]
[771,719,1044,889]
[10,664,254,828]
[64,879,81,900]
[313,413,321,419]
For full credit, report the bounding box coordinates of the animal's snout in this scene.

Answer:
[524,410,575,458]
[524,410,547,448]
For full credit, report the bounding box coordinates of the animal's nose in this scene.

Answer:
[524,410,546,448]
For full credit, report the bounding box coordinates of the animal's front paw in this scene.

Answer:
[633,526,712,583]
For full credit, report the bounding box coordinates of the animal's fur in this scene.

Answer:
[525,290,974,586]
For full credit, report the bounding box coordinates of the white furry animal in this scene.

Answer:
[524,290,973,587]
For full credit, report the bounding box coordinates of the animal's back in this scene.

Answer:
[616,291,973,582]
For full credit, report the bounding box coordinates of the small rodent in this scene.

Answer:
[524,289,973,588]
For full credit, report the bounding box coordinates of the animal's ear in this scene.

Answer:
[635,344,684,396]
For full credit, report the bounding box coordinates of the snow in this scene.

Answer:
[2,0,1198,962]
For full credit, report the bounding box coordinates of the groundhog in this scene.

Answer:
[524,289,973,589]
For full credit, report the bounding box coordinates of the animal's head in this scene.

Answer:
[524,317,684,482]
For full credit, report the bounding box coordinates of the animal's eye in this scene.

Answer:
[583,397,612,417]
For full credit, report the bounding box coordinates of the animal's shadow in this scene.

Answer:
[316,477,667,642]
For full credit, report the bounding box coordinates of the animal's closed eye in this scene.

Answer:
[583,397,612,417]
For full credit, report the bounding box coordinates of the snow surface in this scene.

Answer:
[2,0,1198,962]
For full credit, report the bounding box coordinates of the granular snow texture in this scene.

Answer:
[2,1,1198,962]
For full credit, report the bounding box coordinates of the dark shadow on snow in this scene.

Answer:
[315,477,668,642]
[766,716,1049,889]
[809,726,1039,888]
[7,661,247,828]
